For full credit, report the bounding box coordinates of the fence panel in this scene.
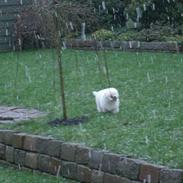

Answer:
[0,0,32,51]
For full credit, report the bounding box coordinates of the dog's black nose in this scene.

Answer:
[112,96,117,101]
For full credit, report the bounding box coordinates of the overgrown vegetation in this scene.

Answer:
[15,0,183,46]
[90,25,183,42]
[15,1,97,49]
[0,49,183,169]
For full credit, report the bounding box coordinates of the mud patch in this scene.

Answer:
[48,116,87,126]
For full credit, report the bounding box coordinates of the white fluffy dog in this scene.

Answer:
[92,88,120,113]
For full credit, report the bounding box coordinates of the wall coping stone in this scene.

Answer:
[65,39,183,53]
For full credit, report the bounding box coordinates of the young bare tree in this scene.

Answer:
[15,0,97,120]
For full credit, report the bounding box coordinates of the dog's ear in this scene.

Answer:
[104,91,109,98]
[105,92,113,101]
[92,91,97,96]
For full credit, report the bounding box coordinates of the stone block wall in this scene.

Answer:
[66,40,183,53]
[0,130,182,183]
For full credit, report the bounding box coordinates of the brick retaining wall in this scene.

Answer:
[66,40,183,53]
[0,130,182,183]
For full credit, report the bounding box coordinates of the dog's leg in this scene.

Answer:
[112,108,119,113]
[95,99,102,112]
[97,106,102,112]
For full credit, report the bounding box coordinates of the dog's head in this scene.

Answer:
[105,88,119,102]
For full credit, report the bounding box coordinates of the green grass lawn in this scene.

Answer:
[0,49,183,169]
[0,164,77,183]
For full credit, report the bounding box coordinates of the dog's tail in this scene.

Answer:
[92,91,97,96]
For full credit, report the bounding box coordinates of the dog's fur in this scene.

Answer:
[92,88,120,113]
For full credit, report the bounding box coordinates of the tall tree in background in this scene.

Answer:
[140,0,183,29]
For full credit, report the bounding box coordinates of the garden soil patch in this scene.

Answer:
[48,116,88,126]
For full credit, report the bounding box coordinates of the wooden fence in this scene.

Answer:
[0,0,32,51]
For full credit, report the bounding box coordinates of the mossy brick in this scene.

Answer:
[0,131,4,143]
[38,154,50,173]
[89,149,104,170]
[75,146,91,165]
[116,157,142,180]
[61,161,77,180]
[6,146,14,163]
[77,165,92,183]
[91,170,104,183]
[160,168,183,183]
[139,163,163,183]
[46,139,62,158]
[101,152,121,174]
[14,149,26,166]
[49,157,61,175]
[103,173,131,183]
[4,131,14,145]
[35,136,54,154]
[103,173,117,183]
[116,176,132,183]
[24,135,53,153]
[0,130,14,145]
[12,133,27,149]
[0,144,6,160]
[25,152,38,169]
[61,143,78,161]
[23,135,39,152]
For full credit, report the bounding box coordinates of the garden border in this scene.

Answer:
[66,40,183,53]
[0,130,182,183]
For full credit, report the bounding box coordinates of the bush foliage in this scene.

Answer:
[92,29,115,40]
[15,0,183,46]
